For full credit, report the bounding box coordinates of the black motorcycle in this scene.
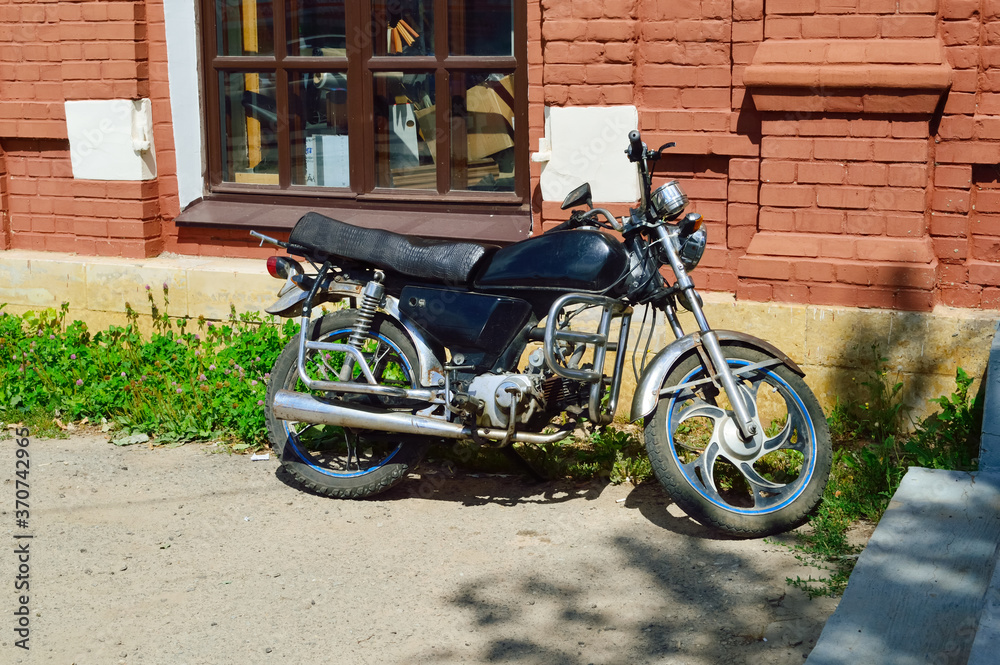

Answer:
[253,130,831,537]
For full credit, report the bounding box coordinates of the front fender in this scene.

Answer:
[630,330,804,422]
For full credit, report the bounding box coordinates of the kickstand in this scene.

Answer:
[501,446,548,483]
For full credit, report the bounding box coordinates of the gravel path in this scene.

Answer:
[1,433,839,664]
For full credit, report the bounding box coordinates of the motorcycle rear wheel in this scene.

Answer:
[644,344,831,538]
[265,311,429,498]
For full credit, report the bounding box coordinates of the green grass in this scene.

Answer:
[425,422,654,486]
[0,290,296,448]
[1,296,656,480]
[776,348,981,598]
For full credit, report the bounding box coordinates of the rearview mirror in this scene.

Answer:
[561,183,593,210]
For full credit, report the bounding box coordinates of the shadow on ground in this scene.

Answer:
[404,514,814,665]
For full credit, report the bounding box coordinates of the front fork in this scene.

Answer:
[653,226,759,440]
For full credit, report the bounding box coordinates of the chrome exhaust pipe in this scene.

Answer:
[271,389,570,445]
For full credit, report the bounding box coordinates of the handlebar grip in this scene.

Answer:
[627,130,644,162]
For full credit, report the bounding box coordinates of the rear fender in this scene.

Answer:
[265,280,362,317]
[268,284,446,388]
[630,331,804,422]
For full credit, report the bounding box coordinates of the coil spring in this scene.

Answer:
[347,278,384,350]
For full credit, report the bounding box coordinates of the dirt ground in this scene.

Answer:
[1,433,842,665]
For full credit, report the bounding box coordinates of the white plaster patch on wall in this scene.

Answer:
[65,99,157,181]
[163,0,206,207]
[538,106,640,204]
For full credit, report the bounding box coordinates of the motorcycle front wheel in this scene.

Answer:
[644,344,831,538]
[265,311,429,498]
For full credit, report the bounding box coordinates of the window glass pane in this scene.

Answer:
[219,71,279,184]
[216,0,274,56]
[374,72,436,189]
[372,0,433,57]
[449,0,513,56]
[290,71,350,187]
[451,73,515,192]
[288,0,346,57]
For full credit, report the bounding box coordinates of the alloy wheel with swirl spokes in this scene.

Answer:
[645,344,831,538]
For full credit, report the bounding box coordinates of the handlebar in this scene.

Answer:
[627,130,645,163]
[624,130,677,221]
[547,208,623,234]
[554,130,682,232]
[586,208,621,230]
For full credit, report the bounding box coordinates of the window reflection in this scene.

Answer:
[220,71,278,184]
[216,0,274,56]
[211,1,520,196]
[290,72,350,187]
[288,0,346,57]
[452,73,515,192]
[373,0,433,56]
[374,72,436,189]
[450,0,513,56]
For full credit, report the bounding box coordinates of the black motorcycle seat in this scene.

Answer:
[287,212,498,285]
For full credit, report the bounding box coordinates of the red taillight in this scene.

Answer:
[266,256,301,279]
[266,256,281,278]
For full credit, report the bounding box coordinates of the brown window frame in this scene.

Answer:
[199,0,530,211]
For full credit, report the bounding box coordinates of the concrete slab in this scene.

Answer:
[85,261,191,316]
[0,254,88,309]
[968,550,1000,665]
[967,322,1000,665]
[806,468,1000,665]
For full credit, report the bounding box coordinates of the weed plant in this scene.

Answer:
[0,288,296,447]
[782,346,981,598]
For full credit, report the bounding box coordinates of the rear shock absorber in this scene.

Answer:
[348,271,385,351]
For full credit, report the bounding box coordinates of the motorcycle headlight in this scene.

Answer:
[650,181,688,220]
[679,227,708,272]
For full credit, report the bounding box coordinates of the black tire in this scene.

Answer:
[265,311,430,498]
[644,344,831,538]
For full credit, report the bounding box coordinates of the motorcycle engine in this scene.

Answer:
[466,373,541,428]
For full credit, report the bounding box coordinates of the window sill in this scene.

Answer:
[174,198,533,245]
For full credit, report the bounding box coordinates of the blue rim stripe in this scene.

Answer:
[284,326,411,478]
[666,359,817,515]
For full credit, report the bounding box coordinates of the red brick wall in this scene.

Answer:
[745,116,936,310]
[530,0,759,296]
[736,1,1000,310]
[1,1,1000,310]
[0,0,162,258]
[763,0,939,40]
[528,0,1000,311]
[3,138,161,256]
[0,143,9,250]
[929,1,1000,308]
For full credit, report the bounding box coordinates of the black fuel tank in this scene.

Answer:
[474,230,628,294]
